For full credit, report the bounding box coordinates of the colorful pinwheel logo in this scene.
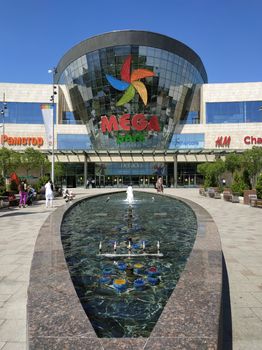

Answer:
[106,55,155,106]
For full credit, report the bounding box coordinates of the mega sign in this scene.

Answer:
[101,114,160,144]
[1,134,44,148]
[106,55,155,106]
[102,55,159,144]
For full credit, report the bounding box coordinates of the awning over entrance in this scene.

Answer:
[42,148,245,163]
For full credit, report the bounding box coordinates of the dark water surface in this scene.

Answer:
[61,191,197,338]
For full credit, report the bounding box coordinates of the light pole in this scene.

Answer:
[1,93,7,147]
[48,68,57,184]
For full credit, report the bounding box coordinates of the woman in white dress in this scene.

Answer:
[45,180,54,208]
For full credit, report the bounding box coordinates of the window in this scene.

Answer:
[180,111,200,124]
[169,133,204,149]
[61,111,83,125]
[206,101,262,123]
[2,102,56,124]
[57,134,92,150]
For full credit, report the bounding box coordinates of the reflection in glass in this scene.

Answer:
[206,101,262,124]
[59,45,206,150]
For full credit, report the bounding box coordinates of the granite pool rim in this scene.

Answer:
[27,191,223,350]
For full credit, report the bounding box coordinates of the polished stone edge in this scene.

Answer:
[27,191,223,350]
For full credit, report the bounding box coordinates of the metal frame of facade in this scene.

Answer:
[54,30,208,83]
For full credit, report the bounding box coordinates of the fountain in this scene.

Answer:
[61,191,197,338]
[126,185,134,204]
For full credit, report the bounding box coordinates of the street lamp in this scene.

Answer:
[1,93,8,146]
[48,68,57,184]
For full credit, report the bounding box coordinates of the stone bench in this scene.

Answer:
[199,188,207,196]
[223,191,233,202]
[250,198,262,208]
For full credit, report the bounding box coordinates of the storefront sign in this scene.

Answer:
[116,132,145,144]
[214,135,262,147]
[101,114,160,133]
[215,136,231,147]
[169,133,204,149]
[96,162,166,176]
[1,134,44,148]
[244,136,262,145]
[106,55,155,106]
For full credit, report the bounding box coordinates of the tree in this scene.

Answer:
[197,159,225,188]
[225,153,242,177]
[242,147,262,187]
[54,162,65,178]
[21,147,47,177]
[256,174,262,199]
[0,147,21,177]
[231,172,246,196]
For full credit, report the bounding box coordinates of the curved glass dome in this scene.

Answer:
[55,31,207,150]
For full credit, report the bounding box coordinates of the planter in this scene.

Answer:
[232,193,240,203]
[238,196,244,204]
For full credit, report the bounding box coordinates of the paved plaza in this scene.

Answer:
[0,188,262,349]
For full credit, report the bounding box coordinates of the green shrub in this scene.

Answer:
[10,180,18,193]
[231,173,246,196]
[34,175,49,193]
[242,169,252,190]
[256,174,262,199]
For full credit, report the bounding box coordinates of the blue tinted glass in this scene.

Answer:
[246,101,262,122]
[2,102,56,124]
[169,134,205,149]
[57,134,92,150]
[61,111,83,125]
[180,111,199,124]
[206,101,262,123]
[98,162,166,176]
[58,44,205,150]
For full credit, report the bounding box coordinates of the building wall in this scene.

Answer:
[1,82,262,160]
[176,81,262,152]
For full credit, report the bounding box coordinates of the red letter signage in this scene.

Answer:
[101,115,118,132]
[132,114,147,131]
[215,136,231,147]
[119,114,131,131]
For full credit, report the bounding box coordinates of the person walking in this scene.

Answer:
[155,176,164,193]
[18,180,28,208]
[45,179,54,208]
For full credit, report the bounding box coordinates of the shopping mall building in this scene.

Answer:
[1,30,262,188]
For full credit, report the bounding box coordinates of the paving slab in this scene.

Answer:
[1,188,262,349]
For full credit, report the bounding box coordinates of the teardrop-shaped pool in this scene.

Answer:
[61,191,197,338]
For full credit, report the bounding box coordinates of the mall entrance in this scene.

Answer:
[58,161,203,188]
[95,175,160,188]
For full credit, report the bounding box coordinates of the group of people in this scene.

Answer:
[17,178,76,209]
[86,178,96,189]
[18,180,36,208]
[62,188,75,203]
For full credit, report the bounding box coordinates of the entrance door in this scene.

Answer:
[66,176,76,188]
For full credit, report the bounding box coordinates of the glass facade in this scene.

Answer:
[95,162,167,176]
[169,133,204,149]
[179,111,200,124]
[206,101,262,123]
[58,44,205,150]
[2,102,56,124]
[61,111,83,125]
[57,134,92,150]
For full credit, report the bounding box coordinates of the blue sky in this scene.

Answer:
[1,0,261,84]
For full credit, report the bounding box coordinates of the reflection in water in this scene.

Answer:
[61,192,197,338]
